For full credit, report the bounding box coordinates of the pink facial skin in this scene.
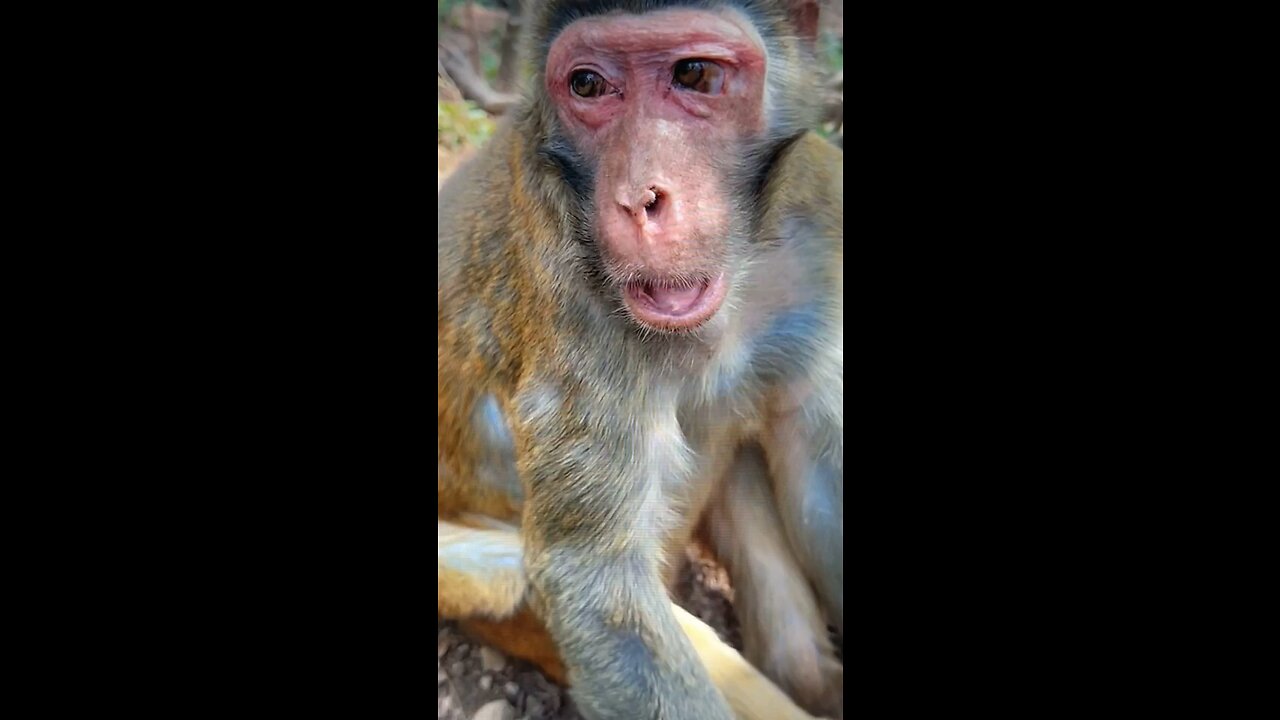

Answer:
[545,9,768,331]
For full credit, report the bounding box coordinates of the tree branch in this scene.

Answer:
[438,41,520,115]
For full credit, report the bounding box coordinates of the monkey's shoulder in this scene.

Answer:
[762,132,843,235]
[438,122,523,245]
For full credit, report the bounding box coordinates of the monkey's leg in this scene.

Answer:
[438,518,527,619]
[438,518,823,720]
[669,603,828,720]
[764,400,844,638]
[438,518,568,682]
[705,444,844,719]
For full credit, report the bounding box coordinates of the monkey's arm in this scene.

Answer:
[438,519,824,720]
[524,509,734,719]
[758,131,845,637]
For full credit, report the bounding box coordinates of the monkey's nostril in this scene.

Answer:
[619,188,662,225]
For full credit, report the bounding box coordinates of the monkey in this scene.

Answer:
[438,0,843,717]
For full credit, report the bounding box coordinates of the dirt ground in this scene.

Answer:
[437,545,740,720]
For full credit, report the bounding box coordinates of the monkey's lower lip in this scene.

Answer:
[623,274,727,330]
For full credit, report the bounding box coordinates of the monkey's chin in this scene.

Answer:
[622,273,727,332]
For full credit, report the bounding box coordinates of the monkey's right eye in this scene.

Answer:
[570,70,608,98]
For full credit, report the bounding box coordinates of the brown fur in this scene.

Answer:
[460,610,570,685]
[439,2,842,718]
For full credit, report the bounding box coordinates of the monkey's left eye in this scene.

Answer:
[673,59,725,94]
[570,70,609,98]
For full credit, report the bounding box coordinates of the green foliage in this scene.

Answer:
[438,100,496,150]
[437,0,458,24]
[820,32,844,73]
[482,51,501,84]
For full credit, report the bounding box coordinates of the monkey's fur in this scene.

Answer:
[439,1,842,718]
[440,516,826,720]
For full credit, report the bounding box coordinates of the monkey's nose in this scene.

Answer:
[617,186,663,228]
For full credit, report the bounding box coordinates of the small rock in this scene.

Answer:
[438,669,448,686]
[479,675,493,691]
[480,646,508,672]
[457,643,470,657]
[472,699,517,720]
[524,695,545,718]
[504,681,520,697]
[524,672,553,692]
[451,661,465,677]
[439,638,451,658]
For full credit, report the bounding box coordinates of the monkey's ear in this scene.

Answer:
[787,0,820,42]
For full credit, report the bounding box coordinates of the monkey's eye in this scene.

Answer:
[570,70,609,98]
[673,59,725,94]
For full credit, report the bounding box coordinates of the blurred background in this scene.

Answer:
[438,0,844,190]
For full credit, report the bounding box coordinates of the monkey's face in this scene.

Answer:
[546,8,768,333]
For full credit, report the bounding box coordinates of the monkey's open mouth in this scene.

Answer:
[623,274,727,331]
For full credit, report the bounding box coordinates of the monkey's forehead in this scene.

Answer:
[535,0,779,57]
[545,8,764,69]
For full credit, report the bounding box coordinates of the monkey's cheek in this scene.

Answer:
[622,273,728,332]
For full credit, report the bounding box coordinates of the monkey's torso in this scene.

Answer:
[438,122,841,608]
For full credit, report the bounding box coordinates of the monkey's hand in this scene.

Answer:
[524,542,734,720]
